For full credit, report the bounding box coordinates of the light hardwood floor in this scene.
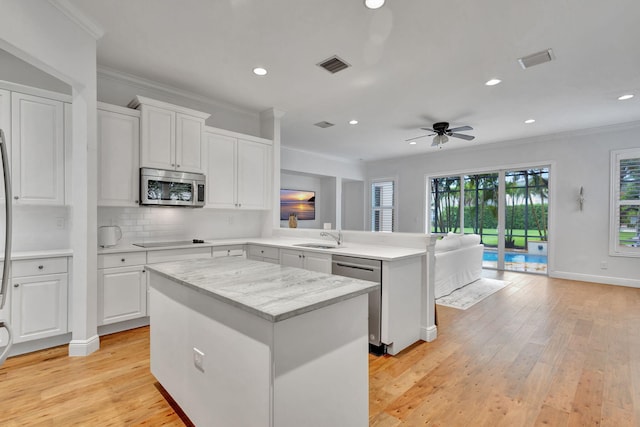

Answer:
[1,271,639,426]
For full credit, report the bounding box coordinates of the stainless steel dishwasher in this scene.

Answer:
[331,255,384,354]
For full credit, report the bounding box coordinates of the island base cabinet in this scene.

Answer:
[149,273,368,427]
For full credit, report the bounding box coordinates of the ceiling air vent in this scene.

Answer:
[518,49,555,69]
[317,56,351,74]
[314,121,335,128]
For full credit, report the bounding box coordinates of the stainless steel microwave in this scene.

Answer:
[140,168,206,207]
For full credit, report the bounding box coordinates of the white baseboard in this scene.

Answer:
[550,270,640,288]
[421,325,438,342]
[98,317,149,337]
[68,334,100,357]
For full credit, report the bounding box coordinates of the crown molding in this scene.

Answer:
[48,0,104,39]
[97,65,258,118]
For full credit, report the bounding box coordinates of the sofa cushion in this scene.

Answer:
[435,234,461,252]
[460,234,481,247]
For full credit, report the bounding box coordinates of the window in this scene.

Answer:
[371,179,395,232]
[611,149,640,256]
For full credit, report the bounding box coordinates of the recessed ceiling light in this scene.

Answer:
[364,0,385,9]
[485,79,502,86]
[349,120,358,125]
[524,119,536,124]
[409,141,417,145]
[253,67,267,76]
[618,94,634,100]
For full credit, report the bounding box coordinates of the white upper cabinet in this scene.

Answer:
[204,129,272,210]
[237,138,270,210]
[176,113,204,173]
[97,103,140,206]
[205,133,237,208]
[130,96,209,174]
[11,92,65,205]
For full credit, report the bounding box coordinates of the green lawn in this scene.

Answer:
[462,228,546,248]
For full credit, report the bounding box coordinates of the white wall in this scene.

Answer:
[0,0,100,356]
[0,49,71,94]
[97,69,261,137]
[281,147,365,181]
[342,180,365,231]
[365,122,640,287]
[280,172,334,229]
[0,206,70,251]
[98,207,265,244]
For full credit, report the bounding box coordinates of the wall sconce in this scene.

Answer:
[578,186,584,211]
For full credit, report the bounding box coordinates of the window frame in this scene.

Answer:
[370,177,397,232]
[610,148,640,257]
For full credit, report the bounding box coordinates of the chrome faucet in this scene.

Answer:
[320,230,342,245]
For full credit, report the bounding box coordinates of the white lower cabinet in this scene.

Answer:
[279,249,332,274]
[98,266,147,326]
[11,257,69,344]
[98,252,148,326]
[246,245,280,264]
[212,245,245,258]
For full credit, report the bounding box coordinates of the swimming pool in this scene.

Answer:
[483,251,547,264]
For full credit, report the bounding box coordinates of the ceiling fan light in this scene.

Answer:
[434,134,449,145]
[364,0,385,9]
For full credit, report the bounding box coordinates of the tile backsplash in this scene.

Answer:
[98,207,266,244]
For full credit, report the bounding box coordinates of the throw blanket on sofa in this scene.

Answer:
[434,233,484,299]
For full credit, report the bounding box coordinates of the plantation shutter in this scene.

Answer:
[611,149,640,256]
[371,180,395,232]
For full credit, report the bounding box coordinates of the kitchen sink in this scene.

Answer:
[293,243,337,249]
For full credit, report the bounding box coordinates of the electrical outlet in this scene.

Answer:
[193,347,205,372]
[600,261,608,270]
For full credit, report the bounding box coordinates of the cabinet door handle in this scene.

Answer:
[171,163,175,167]
[142,270,146,273]
[13,283,19,288]
[38,265,44,270]
[121,258,126,262]
[13,196,18,200]
[177,164,180,168]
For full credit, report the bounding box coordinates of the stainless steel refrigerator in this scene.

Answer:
[0,128,13,365]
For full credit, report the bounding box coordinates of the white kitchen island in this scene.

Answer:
[146,257,379,427]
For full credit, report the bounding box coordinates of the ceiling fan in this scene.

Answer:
[406,122,475,148]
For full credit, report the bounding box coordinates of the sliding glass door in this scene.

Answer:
[429,166,549,275]
[503,168,548,273]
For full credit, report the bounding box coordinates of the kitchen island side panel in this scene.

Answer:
[149,273,273,427]
[273,294,369,427]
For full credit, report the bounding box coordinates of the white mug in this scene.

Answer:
[98,225,122,248]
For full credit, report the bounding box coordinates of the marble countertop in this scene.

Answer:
[146,257,380,322]
[0,248,73,261]
[99,237,425,261]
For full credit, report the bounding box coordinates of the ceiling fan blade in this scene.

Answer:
[449,133,475,141]
[405,134,431,142]
[447,125,473,133]
[420,127,436,132]
[430,139,439,147]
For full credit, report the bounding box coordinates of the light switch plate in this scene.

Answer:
[193,347,205,372]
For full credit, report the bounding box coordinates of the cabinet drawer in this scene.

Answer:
[12,257,67,277]
[147,247,212,264]
[212,245,246,258]
[247,245,279,260]
[98,252,147,269]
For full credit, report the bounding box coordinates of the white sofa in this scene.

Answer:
[434,233,484,298]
